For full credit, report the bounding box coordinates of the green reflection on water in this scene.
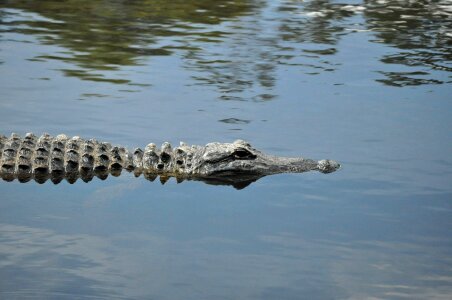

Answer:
[363,0,452,86]
[1,0,254,83]
[1,0,450,89]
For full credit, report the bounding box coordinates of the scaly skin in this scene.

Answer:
[0,133,340,189]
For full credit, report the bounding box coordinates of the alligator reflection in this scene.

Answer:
[1,169,263,190]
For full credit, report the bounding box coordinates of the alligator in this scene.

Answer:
[0,133,340,189]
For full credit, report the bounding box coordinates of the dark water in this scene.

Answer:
[1,0,451,299]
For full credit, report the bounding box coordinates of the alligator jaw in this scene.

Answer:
[196,156,340,189]
[268,157,340,174]
[201,155,340,177]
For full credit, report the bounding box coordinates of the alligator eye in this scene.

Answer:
[232,149,256,159]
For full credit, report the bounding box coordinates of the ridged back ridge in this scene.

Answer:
[0,133,134,183]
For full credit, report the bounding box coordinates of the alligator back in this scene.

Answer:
[0,133,134,184]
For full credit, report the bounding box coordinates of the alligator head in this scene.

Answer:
[183,140,340,189]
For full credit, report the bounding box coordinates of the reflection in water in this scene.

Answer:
[0,224,125,299]
[0,0,254,85]
[1,0,449,97]
[184,0,352,99]
[0,169,263,190]
[1,222,451,299]
[364,0,452,86]
[218,117,250,124]
[1,0,449,95]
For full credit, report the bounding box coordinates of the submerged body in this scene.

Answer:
[0,133,340,189]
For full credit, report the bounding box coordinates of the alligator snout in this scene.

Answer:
[317,159,341,173]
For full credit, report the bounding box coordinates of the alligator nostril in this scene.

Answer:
[157,163,164,170]
[176,160,183,165]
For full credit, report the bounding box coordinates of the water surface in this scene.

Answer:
[1,0,451,299]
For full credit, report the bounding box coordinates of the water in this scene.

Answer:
[0,0,451,298]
